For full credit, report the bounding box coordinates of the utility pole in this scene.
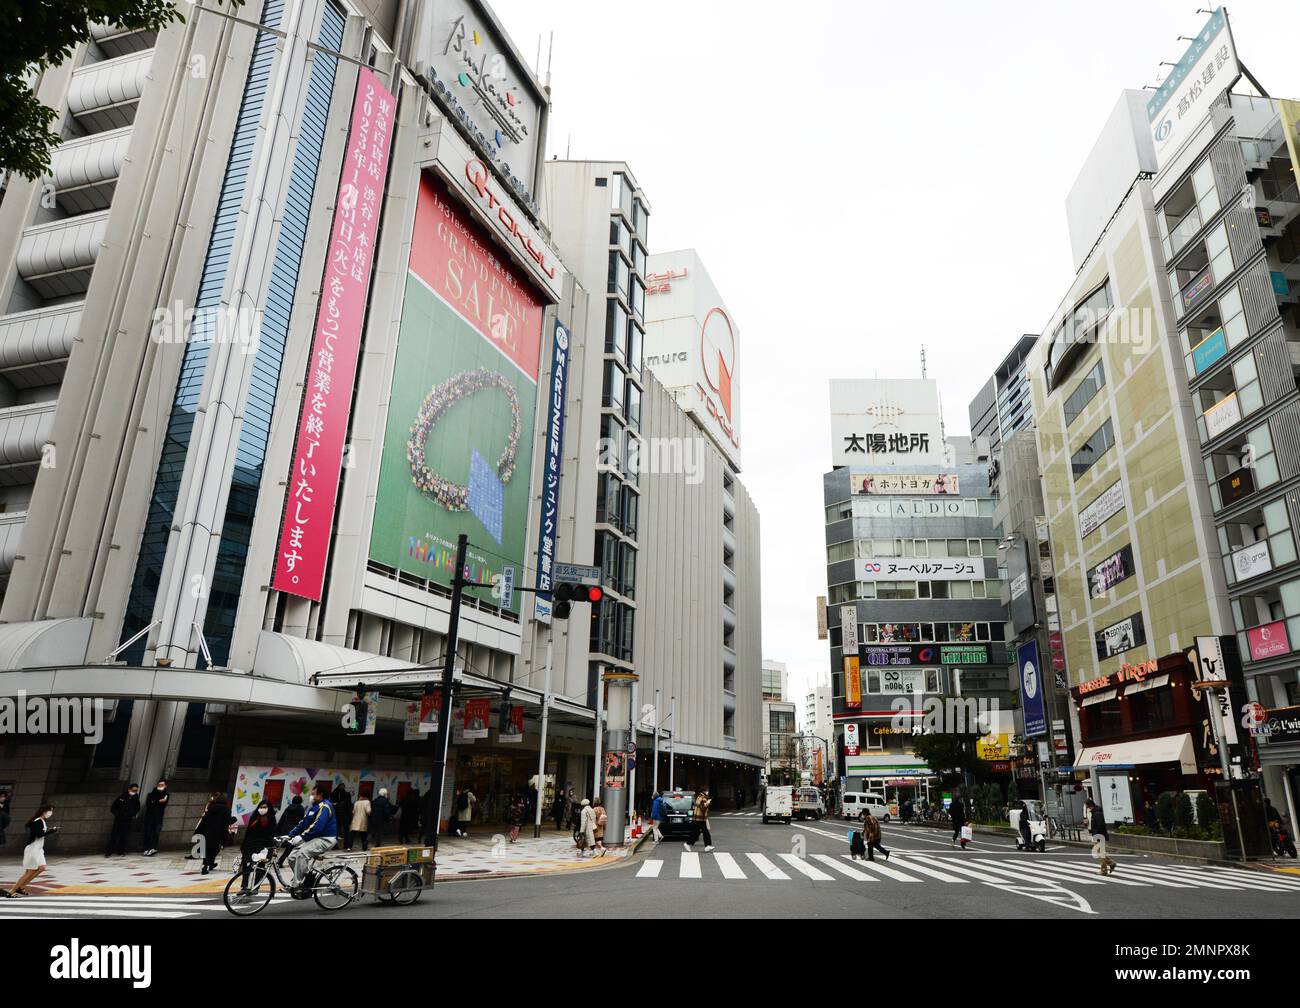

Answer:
[532,619,554,838]
[427,533,468,849]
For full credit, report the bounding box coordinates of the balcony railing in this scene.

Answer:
[1168,207,1203,256]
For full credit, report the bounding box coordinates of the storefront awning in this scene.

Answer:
[1122,674,1169,696]
[1079,688,1118,707]
[1074,733,1196,775]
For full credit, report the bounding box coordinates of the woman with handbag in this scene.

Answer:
[591,798,608,857]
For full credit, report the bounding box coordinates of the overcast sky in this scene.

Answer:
[492,0,1300,719]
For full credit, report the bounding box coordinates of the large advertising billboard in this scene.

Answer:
[273,68,396,600]
[1146,8,1239,170]
[1018,639,1046,737]
[368,174,543,613]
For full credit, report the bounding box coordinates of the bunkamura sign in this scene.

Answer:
[852,473,960,495]
[642,250,742,468]
[273,68,395,600]
[1146,7,1240,169]
[1079,479,1125,538]
[854,559,979,581]
[533,319,571,620]
[410,0,546,214]
[369,174,543,614]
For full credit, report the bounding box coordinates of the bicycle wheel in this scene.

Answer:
[313,864,359,911]
[387,868,424,906]
[223,868,274,916]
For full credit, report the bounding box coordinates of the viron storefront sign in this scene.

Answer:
[272,68,395,601]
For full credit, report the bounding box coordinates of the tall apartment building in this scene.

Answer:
[1028,83,1239,824]
[1150,80,1300,826]
[826,378,1010,805]
[761,659,796,783]
[803,683,835,781]
[970,335,1038,459]
[537,169,763,800]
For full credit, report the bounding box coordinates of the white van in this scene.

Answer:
[762,785,794,824]
[794,787,825,821]
[841,792,890,822]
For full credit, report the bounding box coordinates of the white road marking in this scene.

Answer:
[637,860,663,879]
[777,854,836,880]
[679,852,702,879]
[811,854,877,880]
[713,852,747,879]
[745,853,790,880]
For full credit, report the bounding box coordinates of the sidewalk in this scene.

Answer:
[0,828,637,896]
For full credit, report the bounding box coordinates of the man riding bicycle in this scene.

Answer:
[277,783,338,895]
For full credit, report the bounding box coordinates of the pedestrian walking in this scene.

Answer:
[237,800,278,894]
[860,809,891,860]
[591,798,608,856]
[195,791,235,874]
[577,798,595,857]
[279,795,305,834]
[1087,798,1117,875]
[105,783,141,857]
[348,793,372,851]
[399,787,422,844]
[0,788,11,848]
[370,787,396,847]
[649,791,665,843]
[950,792,968,848]
[508,794,526,843]
[453,787,477,837]
[685,789,714,852]
[5,806,57,899]
[141,779,169,855]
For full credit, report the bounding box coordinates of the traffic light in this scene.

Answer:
[553,582,603,620]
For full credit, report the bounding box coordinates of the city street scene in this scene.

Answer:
[0,0,1298,984]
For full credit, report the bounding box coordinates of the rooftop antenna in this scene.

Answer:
[535,35,541,77]
[545,32,554,88]
[566,133,571,159]
[920,346,927,379]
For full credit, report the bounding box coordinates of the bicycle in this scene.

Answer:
[223,838,359,917]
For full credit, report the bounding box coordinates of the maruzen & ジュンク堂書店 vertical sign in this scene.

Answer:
[272,67,395,600]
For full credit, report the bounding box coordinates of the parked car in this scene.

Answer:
[841,792,890,822]
[658,791,697,838]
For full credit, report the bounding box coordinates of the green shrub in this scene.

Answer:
[1195,792,1218,829]
[1007,779,1020,804]
[1175,793,1194,832]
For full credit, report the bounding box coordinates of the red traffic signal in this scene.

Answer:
[553,582,603,619]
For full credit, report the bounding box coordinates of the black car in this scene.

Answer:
[657,791,696,838]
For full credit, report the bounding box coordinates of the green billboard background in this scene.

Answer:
[369,273,538,612]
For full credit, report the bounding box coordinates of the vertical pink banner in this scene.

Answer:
[271,66,395,600]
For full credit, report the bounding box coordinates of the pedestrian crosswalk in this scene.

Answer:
[633,848,1300,896]
[0,893,232,919]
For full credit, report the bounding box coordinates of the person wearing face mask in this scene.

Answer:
[237,801,279,894]
[141,779,170,856]
[106,783,141,857]
[5,806,57,898]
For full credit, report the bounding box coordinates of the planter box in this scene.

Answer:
[1108,832,1226,860]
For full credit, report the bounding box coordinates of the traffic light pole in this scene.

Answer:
[427,533,468,849]
[532,618,554,839]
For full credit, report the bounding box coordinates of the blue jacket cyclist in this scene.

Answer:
[281,783,339,891]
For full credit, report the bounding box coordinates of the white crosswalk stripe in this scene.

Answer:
[630,848,1300,896]
[776,854,836,880]
[0,895,226,919]
[745,853,790,880]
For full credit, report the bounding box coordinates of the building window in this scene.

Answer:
[1071,418,1115,480]
[1063,360,1105,427]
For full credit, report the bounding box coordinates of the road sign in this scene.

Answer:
[499,565,514,611]
[554,562,602,586]
[625,742,636,755]
[533,595,552,624]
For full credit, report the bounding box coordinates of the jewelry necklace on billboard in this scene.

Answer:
[408,367,521,511]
